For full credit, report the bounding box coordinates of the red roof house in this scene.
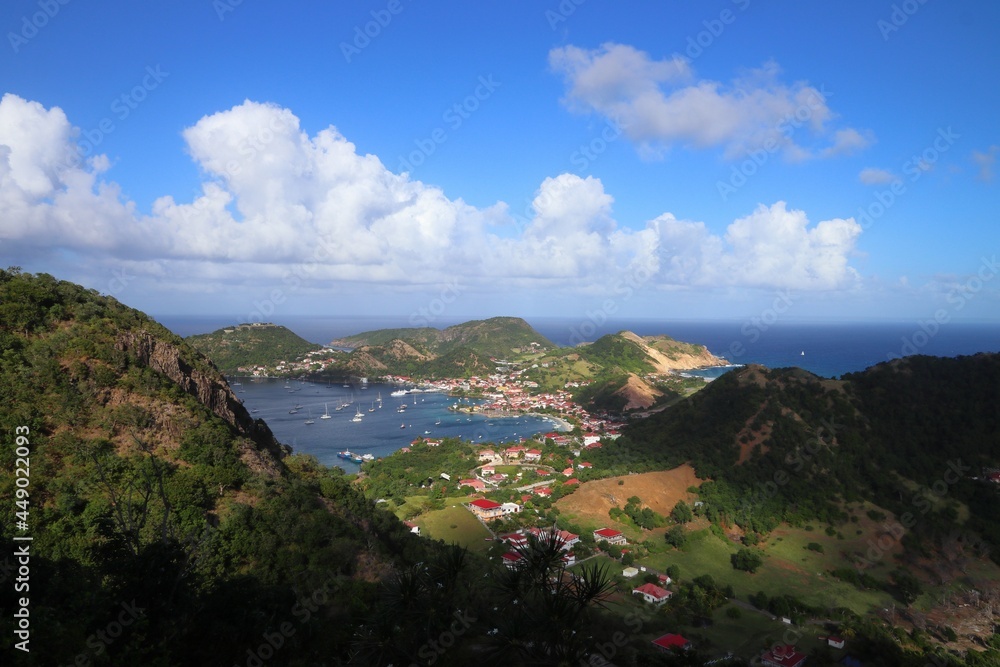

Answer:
[593,528,627,545]
[632,583,672,604]
[762,645,807,667]
[652,634,691,651]
[468,498,503,519]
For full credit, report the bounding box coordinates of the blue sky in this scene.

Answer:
[1,0,998,330]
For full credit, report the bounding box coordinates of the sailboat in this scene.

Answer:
[369,401,375,413]
[304,408,315,425]
[352,406,364,422]
[320,403,332,420]
[377,392,382,408]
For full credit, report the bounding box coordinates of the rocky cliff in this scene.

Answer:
[115,329,284,462]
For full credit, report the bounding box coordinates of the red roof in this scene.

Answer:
[633,583,672,600]
[469,499,502,510]
[594,528,623,538]
[564,478,580,485]
[762,645,807,667]
[652,634,690,650]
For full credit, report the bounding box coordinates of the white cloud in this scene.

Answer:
[549,43,871,161]
[651,202,862,290]
[972,145,999,182]
[858,167,899,185]
[0,95,863,299]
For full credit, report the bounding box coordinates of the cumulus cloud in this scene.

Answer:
[651,202,862,290]
[0,94,863,298]
[858,167,899,185]
[549,43,871,161]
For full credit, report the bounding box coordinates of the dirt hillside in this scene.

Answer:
[555,465,704,528]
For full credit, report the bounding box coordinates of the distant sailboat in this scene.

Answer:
[377,392,383,408]
[369,401,375,413]
[352,406,364,422]
[304,408,315,425]
[800,350,805,356]
[321,403,332,419]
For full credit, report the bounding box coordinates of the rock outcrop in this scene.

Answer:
[115,330,284,463]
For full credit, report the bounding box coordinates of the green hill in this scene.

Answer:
[589,357,1000,554]
[186,322,323,372]
[327,316,554,378]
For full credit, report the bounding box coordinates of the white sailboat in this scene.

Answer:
[304,408,315,425]
[352,406,364,422]
[321,403,332,420]
[368,401,375,413]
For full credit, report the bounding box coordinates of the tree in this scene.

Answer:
[671,500,693,524]
[665,525,687,549]
[731,547,764,573]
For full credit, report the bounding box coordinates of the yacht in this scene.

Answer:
[352,406,364,422]
[320,403,332,419]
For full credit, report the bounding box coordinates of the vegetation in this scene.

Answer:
[187,323,323,372]
[4,268,999,664]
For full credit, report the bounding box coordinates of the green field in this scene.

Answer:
[641,527,892,615]
[413,503,493,553]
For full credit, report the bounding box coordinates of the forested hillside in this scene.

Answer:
[0,270,650,666]
[187,322,323,372]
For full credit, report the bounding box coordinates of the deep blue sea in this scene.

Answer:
[161,314,1000,469]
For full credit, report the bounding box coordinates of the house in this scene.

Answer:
[577,461,592,470]
[459,479,486,491]
[622,567,639,578]
[500,533,528,549]
[501,552,524,569]
[524,449,542,462]
[651,634,691,652]
[536,469,550,476]
[762,644,807,667]
[534,487,553,498]
[562,467,574,476]
[403,521,420,535]
[827,636,845,649]
[632,583,672,604]
[563,478,580,486]
[468,499,503,520]
[582,433,602,446]
[501,502,521,515]
[478,449,498,462]
[593,528,627,546]
[657,574,672,585]
[481,466,496,476]
[505,445,526,459]
[527,527,579,551]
